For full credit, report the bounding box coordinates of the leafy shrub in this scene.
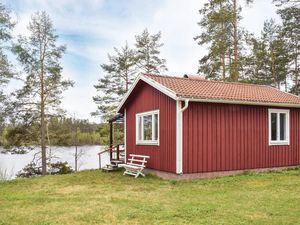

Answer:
[17,161,73,178]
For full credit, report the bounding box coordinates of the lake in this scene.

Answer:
[0,145,110,179]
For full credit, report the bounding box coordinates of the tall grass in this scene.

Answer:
[0,166,13,180]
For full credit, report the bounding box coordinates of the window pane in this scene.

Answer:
[143,115,152,140]
[138,116,142,141]
[271,113,277,141]
[154,114,158,141]
[280,113,286,141]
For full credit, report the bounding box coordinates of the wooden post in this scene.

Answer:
[98,154,101,169]
[117,145,120,160]
[109,121,113,160]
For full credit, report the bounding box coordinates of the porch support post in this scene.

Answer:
[109,121,113,147]
[124,109,127,163]
[109,121,113,160]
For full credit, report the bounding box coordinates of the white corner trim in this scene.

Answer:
[124,108,127,163]
[116,74,178,113]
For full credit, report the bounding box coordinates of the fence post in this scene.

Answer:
[98,154,101,169]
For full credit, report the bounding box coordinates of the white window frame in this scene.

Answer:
[136,110,160,145]
[268,109,290,146]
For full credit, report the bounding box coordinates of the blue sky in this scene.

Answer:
[3,0,279,122]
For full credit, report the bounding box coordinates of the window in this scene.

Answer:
[268,109,289,145]
[136,110,159,145]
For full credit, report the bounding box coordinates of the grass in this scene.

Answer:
[1,169,300,225]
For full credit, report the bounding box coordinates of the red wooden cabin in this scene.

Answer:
[116,74,300,174]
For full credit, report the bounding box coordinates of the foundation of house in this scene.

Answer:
[144,166,299,180]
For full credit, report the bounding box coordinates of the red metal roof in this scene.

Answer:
[144,74,300,105]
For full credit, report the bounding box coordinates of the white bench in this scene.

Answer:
[121,154,150,178]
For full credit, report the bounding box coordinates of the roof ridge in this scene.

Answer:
[143,73,275,88]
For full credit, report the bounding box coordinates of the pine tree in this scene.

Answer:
[277,6,300,95]
[247,19,289,89]
[231,0,253,81]
[273,0,300,7]
[0,4,15,124]
[93,30,167,121]
[135,29,167,73]
[195,0,253,81]
[93,43,137,121]
[12,11,74,175]
[195,1,232,80]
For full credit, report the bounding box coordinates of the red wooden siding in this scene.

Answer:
[183,102,300,173]
[125,81,177,173]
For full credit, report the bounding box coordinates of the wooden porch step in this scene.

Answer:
[102,167,115,171]
[111,160,125,165]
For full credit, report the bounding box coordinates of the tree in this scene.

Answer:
[195,0,253,81]
[246,19,289,89]
[93,29,167,121]
[276,6,300,95]
[273,0,300,7]
[231,0,253,81]
[12,11,74,175]
[135,29,167,73]
[0,4,15,124]
[93,42,137,121]
[195,1,232,80]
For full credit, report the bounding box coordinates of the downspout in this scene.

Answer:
[176,99,189,175]
[180,99,189,112]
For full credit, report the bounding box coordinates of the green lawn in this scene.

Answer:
[1,169,300,225]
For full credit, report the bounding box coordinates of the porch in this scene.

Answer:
[98,114,125,171]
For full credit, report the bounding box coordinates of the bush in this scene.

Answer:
[17,161,74,178]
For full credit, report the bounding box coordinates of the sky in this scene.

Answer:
[2,0,279,122]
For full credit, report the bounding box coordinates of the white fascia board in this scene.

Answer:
[139,76,178,100]
[116,75,142,113]
[177,97,300,108]
[116,74,178,113]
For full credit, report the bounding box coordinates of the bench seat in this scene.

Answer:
[121,154,150,178]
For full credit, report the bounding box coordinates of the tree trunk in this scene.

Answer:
[295,50,299,95]
[232,0,239,82]
[221,54,226,81]
[41,72,47,175]
[75,146,78,172]
[125,69,128,92]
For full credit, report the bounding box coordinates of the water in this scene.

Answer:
[0,145,110,179]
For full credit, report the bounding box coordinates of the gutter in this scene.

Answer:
[177,97,300,109]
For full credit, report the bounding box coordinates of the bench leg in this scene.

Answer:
[134,170,145,178]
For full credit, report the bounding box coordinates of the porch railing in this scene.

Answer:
[98,144,125,169]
